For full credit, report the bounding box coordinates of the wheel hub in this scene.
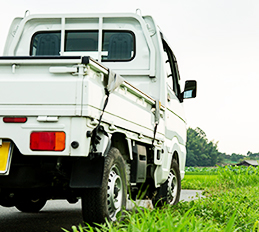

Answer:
[107,165,123,220]
[167,171,177,203]
[114,186,119,198]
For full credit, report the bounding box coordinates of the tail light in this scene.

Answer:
[30,132,65,151]
[3,117,27,123]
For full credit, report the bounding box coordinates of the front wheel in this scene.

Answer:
[81,147,127,224]
[152,159,181,207]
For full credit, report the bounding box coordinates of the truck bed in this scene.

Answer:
[0,56,163,157]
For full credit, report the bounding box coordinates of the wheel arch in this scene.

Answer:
[172,151,179,166]
[110,132,131,163]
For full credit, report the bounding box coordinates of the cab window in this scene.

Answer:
[65,31,98,52]
[30,30,135,61]
[101,31,135,61]
[30,31,61,56]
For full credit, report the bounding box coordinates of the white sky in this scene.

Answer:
[0,0,259,155]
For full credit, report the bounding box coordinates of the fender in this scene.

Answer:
[153,136,185,187]
[168,137,186,179]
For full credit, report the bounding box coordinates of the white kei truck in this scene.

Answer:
[0,12,196,223]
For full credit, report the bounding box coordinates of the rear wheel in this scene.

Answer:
[81,147,127,224]
[152,159,181,207]
[15,198,47,213]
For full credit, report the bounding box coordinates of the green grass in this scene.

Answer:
[181,174,218,190]
[183,166,219,190]
[185,166,219,175]
[63,166,259,232]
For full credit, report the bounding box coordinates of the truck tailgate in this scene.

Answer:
[0,56,83,116]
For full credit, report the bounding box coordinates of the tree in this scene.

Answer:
[186,127,222,167]
[247,151,259,159]
[230,153,244,162]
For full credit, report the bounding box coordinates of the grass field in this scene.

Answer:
[63,166,259,232]
[182,175,218,190]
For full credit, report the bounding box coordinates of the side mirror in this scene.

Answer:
[182,80,197,99]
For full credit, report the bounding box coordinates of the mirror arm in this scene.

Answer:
[179,92,184,103]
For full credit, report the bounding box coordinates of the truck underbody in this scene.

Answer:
[0,141,160,211]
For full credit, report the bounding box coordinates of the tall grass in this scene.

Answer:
[218,165,259,188]
[185,166,219,175]
[63,206,236,232]
[63,166,259,232]
[184,165,259,190]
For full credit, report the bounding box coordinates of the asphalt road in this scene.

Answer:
[0,190,204,232]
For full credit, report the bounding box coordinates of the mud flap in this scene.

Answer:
[69,156,104,188]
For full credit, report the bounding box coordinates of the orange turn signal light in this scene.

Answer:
[30,131,65,151]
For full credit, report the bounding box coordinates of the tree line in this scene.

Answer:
[186,127,259,167]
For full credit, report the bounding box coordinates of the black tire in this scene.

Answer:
[0,193,16,207]
[0,198,16,207]
[81,147,127,224]
[152,159,181,207]
[15,198,47,213]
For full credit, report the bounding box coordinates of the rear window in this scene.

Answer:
[31,32,61,56]
[101,31,134,61]
[30,30,135,61]
[65,31,98,52]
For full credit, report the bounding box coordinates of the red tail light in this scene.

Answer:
[3,117,27,123]
[30,132,65,151]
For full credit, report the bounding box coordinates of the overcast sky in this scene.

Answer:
[0,0,258,155]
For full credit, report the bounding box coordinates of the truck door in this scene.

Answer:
[162,39,186,145]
